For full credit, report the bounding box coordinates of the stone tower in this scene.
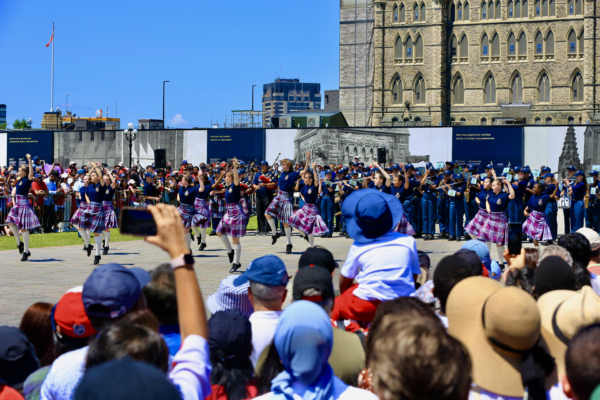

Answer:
[557,125,582,178]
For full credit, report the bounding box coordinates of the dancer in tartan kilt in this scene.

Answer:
[391,173,415,236]
[5,153,41,261]
[177,175,206,252]
[210,170,226,235]
[71,173,93,257]
[266,156,301,254]
[465,176,493,240]
[289,158,328,247]
[216,158,246,273]
[523,179,558,247]
[478,171,516,264]
[101,170,118,255]
[86,163,107,265]
[194,175,211,251]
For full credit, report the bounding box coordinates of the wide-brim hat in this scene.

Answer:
[538,286,600,377]
[447,277,556,397]
[342,189,403,243]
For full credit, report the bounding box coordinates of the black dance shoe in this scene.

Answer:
[21,251,30,262]
[286,244,293,254]
[229,263,242,274]
[94,255,101,265]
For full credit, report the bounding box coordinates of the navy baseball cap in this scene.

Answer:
[234,255,289,287]
[514,166,522,173]
[568,165,577,171]
[426,162,433,169]
[352,162,359,167]
[405,163,414,170]
[0,326,40,387]
[443,169,452,175]
[363,171,371,177]
[182,160,188,164]
[292,266,335,302]
[453,160,459,165]
[574,170,586,177]
[522,167,531,173]
[467,164,476,169]
[590,170,599,177]
[32,156,39,163]
[82,263,151,319]
[414,171,422,177]
[342,166,349,172]
[485,164,493,170]
[392,164,400,170]
[299,247,339,274]
[77,169,86,174]
[34,174,42,178]
[542,173,554,179]
[238,169,246,174]
[208,309,252,363]
[119,174,125,178]
[351,171,359,176]
[542,166,551,173]
[452,173,463,180]
[239,161,245,165]
[429,166,437,172]
[260,161,268,166]
[144,173,153,178]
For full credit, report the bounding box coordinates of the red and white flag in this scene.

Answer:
[45,23,54,47]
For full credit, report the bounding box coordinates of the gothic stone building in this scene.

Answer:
[340,0,600,126]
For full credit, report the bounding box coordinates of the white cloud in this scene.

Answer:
[168,114,190,127]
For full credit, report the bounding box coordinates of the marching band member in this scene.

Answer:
[586,170,600,232]
[71,173,93,257]
[252,161,275,236]
[523,181,558,248]
[568,170,587,231]
[320,168,336,238]
[101,171,118,255]
[465,176,493,245]
[463,164,479,229]
[542,172,559,244]
[436,169,452,238]
[266,157,301,254]
[5,154,41,261]
[216,158,246,273]
[209,170,227,236]
[194,175,211,250]
[442,173,466,242]
[479,171,516,264]
[86,163,107,265]
[400,164,420,237]
[142,173,161,206]
[562,165,577,233]
[391,172,416,236]
[289,161,328,247]
[420,166,438,241]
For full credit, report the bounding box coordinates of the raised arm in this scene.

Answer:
[506,179,516,200]
[300,151,310,176]
[372,160,391,187]
[26,154,33,180]
[231,157,240,186]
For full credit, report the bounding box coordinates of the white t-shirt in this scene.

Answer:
[254,380,377,400]
[590,273,600,295]
[468,383,569,400]
[249,310,282,368]
[40,346,88,400]
[341,232,420,301]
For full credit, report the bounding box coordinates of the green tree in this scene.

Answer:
[12,118,30,129]
[0,122,6,129]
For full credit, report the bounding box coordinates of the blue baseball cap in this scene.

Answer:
[342,166,349,172]
[414,171,422,177]
[513,166,521,173]
[541,166,551,173]
[426,162,433,169]
[522,167,531,173]
[567,165,577,171]
[82,263,151,319]
[182,160,188,164]
[467,164,476,170]
[392,164,400,170]
[32,156,39,163]
[34,173,43,178]
[234,255,289,287]
[452,173,463,180]
[363,171,372,177]
[119,174,126,178]
[429,166,437,172]
[405,163,414,170]
[77,169,86,175]
[239,161,245,165]
[453,160,459,165]
[238,169,246,174]
[574,170,586,177]
[590,170,599,177]
[351,170,359,176]
[461,240,501,280]
[144,173,153,178]
[443,169,452,175]
[542,173,554,179]
[485,164,493,170]
[260,160,269,166]
[352,162,359,167]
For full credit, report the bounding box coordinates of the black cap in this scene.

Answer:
[292,266,335,302]
[454,248,483,276]
[534,256,577,297]
[298,247,338,274]
[208,309,252,362]
[0,326,40,388]
[75,359,180,400]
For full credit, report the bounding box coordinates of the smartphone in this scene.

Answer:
[507,224,522,256]
[119,207,157,237]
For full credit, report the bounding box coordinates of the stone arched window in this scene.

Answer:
[545,30,554,59]
[353,146,358,156]
[481,117,487,125]
[458,2,463,19]
[488,1,495,19]
[568,0,582,14]
[415,35,424,62]
[453,75,465,104]
[361,147,366,160]
[508,0,514,17]
[535,31,543,57]
[568,30,577,55]
[413,2,420,21]
[459,34,468,61]
[394,36,403,60]
[510,74,523,104]
[572,72,583,102]
[450,2,456,21]
[508,32,516,57]
[369,147,374,159]
[546,117,552,125]
[421,2,427,20]
[393,4,399,22]
[515,0,521,17]
[451,34,458,60]
[495,1,501,17]
[392,118,399,126]
[400,4,406,22]
[538,73,550,103]
[415,76,426,104]
[392,76,403,104]
[484,75,496,103]
[579,29,584,57]
[542,0,548,16]
[550,0,556,15]
[481,0,487,18]
[464,1,470,19]
[491,33,500,58]
[405,36,414,60]
[481,33,490,58]
[568,116,575,124]
[535,117,541,125]
[518,32,527,56]
[535,0,541,15]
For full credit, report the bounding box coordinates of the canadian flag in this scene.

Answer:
[45,23,54,47]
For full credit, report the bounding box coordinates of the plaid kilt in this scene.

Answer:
[210,197,225,219]
[479,211,508,246]
[5,195,41,230]
[465,209,489,237]
[266,191,294,224]
[178,203,207,229]
[523,210,553,241]
[240,197,251,220]
[194,198,211,229]
[88,202,106,233]
[289,203,329,236]
[71,202,91,230]
[393,213,416,236]
[102,201,119,228]
[216,203,247,237]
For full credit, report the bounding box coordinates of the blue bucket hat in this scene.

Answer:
[342,189,403,243]
[234,254,289,287]
[461,240,501,280]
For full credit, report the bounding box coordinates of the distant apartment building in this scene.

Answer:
[0,104,6,126]
[262,79,321,127]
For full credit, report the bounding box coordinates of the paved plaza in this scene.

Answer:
[0,209,568,326]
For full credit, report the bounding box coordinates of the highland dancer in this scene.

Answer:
[465,177,493,243]
[71,174,93,257]
[5,154,41,261]
[288,158,328,247]
[194,175,211,251]
[216,158,246,273]
[523,181,558,247]
[101,171,118,255]
[86,163,106,265]
[177,175,207,251]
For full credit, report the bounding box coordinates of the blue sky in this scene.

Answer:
[0,1,339,128]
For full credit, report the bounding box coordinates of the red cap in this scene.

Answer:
[54,291,97,338]
[220,162,227,168]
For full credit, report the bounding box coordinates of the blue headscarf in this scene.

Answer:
[271,301,337,400]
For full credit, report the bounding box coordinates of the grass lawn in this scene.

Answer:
[0,216,258,251]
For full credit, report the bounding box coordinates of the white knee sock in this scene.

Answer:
[184,233,191,249]
[219,235,232,252]
[191,226,200,237]
[22,231,30,252]
[79,229,90,247]
[105,231,111,246]
[94,236,102,256]
[200,228,207,244]
[308,235,314,247]
[469,233,477,240]
[233,244,241,264]
[496,246,505,264]
[9,225,20,245]
[301,231,307,238]
[267,219,277,234]
[100,232,105,241]
[285,227,292,245]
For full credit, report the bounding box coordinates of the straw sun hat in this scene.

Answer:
[447,277,557,398]
[538,286,600,377]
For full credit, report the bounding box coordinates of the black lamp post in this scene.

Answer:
[252,85,256,111]
[163,80,169,127]
[124,122,138,170]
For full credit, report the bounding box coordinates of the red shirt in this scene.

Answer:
[205,379,258,400]
[31,180,48,206]
[0,385,24,400]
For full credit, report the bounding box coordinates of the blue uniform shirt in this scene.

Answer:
[449,182,466,203]
[87,182,105,203]
[299,182,319,204]
[104,186,115,202]
[253,173,272,197]
[321,181,337,198]
[488,192,510,212]
[79,185,89,203]
[224,183,241,204]
[179,186,199,205]
[16,177,33,196]
[367,180,375,189]
[143,182,156,198]
[512,181,528,199]
[196,186,211,201]
[477,189,492,202]
[375,184,391,194]
[527,194,551,212]
[542,184,557,204]
[572,182,586,201]
[277,170,299,193]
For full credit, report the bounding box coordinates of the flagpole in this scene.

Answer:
[51,21,54,112]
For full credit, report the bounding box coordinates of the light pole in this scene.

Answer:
[252,85,256,111]
[124,122,138,170]
[163,81,169,127]
[66,94,69,114]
